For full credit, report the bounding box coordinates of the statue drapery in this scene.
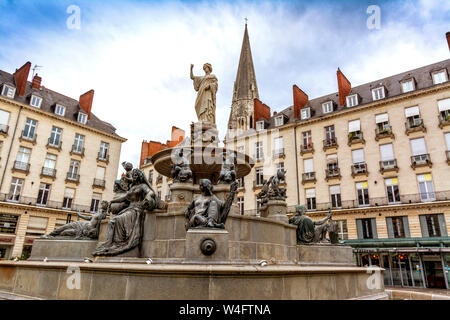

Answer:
[191,63,218,124]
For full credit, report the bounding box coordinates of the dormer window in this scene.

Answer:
[301,108,311,120]
[432,70,448,85]
[256,120,265,131]
[30,95,42,108]
[274,115,284,126]
[1,84,15,98]
[346,94,359,107]
[322,101,333,114]
[401,79,415,93]
[371,87,385,101]
[77,112,87,124]
[55,104,66,116]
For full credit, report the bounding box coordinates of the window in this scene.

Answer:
[336,220,348,240]
[237,197,244,215]
[37,183,51,206]
[23,118,37,139]
[274,137,283,155]
[73,134,85,153]
[78,112,87,124]
[438,98,450,121]
[149,170,154,184]
[356,182,370,206]
[43,154,57,176]
[405,106,422,128]
[302,131,312,148]
[432,70,448,85]
[238,177,244,189]
[68,160,80,179]
[8,178,23,202]
[255,168,264,186]
[16,146,31,166]
[274,116,284,126]
[380,143,395,168]
[0,110,10,133]
[30,95,42,108]
[0,214,19,234]
[255,141,263,160]
[346,94,358,107]
[325,125,335,142]
[387,216,408,238]
[385,178,400,203]
[410,138,427,164]
[326,154,338,172]
[26,217,48,237]
[401,79,414,93]
[1,85,15,98]
[95,166,105,184]
[303,158,314,173]
[49,127,62,147]
[322,101,333,114]
[420,214,447,237]
[330,185,341,208]
[306,188,316,210]
[375,113,390,132]
[301,107,311,120]
[55,104,66,116]
[90,193,102,213]
[256,121,265,131]
[446,133,450,151]
[417,174,435,202]
[63,188,75,210]
[371,87,385,101]
[357,218,377,239]
[99,142,109,160]
[352,148,365,173]
[348,119,361,133]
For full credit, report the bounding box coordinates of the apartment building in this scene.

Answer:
[0,62,126,259]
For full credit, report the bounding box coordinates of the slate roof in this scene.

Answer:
[0,69,122,138]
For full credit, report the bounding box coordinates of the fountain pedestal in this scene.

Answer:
[185,228,229,263]
[260,199,288,223]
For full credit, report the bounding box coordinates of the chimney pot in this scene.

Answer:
[32,74,42,90]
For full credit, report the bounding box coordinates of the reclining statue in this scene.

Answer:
[184,179,237,230]
[41,201,108,240]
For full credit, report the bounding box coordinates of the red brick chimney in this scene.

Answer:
[79,90,94,119]
[13,62,31,97]
[171,126,185,143]
[337,68,351,106]
[32,74,42,90]
[293,85,308,118]
[446,32,450,51]
[140,140,150,168]
[253,98,271,127]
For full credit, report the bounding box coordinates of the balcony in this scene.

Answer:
[47,138,62,151]
[97,152,109,164]
[375,127,395,141]
[351,162,368,177]
[302,172,316,184]
[323,138,338,151]
[0,193,92,213]
[348,131,365,146]
[70,145,85,157]
[447,151,450,165]
[438,114,450,129]
[93,178,105,189]
[300,143,314,155]
[0,124,9,136]
[12,161,30,174]
[19,131,37,144]
[66,172,80,184]
[41,166,56,179]
[379,159,399,174]
[405,118,426,135]
[272,148,285,159]
[325,168,341,181]
[411,154,432,169]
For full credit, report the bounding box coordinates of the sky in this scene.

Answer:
[0,0,449,176]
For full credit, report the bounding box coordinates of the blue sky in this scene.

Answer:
[0,0,449,173]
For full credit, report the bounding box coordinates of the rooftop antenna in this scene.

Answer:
[32,64,43,78]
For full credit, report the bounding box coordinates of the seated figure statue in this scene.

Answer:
[289,205,338,244]
[218,153,236,184]
[171,148,193,183]
[184,179,237,230]
[42,201,108,240]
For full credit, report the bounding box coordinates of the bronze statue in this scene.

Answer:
[93,168,157,256]
[190,63,218,124]
[171,148,192,183]
[42,201,108,240]
[184,179,237,230]
[289,205,339,244]
[218,153,236,184]
[256,169,287,206]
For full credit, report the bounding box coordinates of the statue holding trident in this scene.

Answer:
[190,63,218,124]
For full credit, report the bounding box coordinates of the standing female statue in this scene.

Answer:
[190,63,218,124]
[93,168,157,256]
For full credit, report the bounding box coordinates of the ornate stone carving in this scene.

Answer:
[184,179,237,230]
[289,205,339,244]
[170,148,192,183]
[256,169,287,206]
[218,153,236,184]
[190,63,218,124]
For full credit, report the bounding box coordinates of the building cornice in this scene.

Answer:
[0,96,127,142]
[0,201,77,215]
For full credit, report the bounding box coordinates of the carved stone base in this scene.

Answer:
[260,199,288,223]
[29,239,97,262]
[190,122,219,147]
[297,244,354,266]
[185,228,229,263]
[167,182,196,213]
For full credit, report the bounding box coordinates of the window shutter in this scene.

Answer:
[419,215,429,237]
[303,159,314,173]
[438,98,450,112]
[380,144,394,161]
[371,218,378,239]
[352,149,365,163]
[0,110,10,125]
[356,219,363,239]
[386,217,394,238]
[402,216,411,238]
[410,138,427,156]
[375,113,389,123]
[405,106,419,117]
[438,214,448,237]
[95,167,105,180]
[348,120,360,132]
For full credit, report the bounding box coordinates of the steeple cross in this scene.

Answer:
[244,17,248,25]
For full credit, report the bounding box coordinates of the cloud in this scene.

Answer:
[0,0,448,176]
